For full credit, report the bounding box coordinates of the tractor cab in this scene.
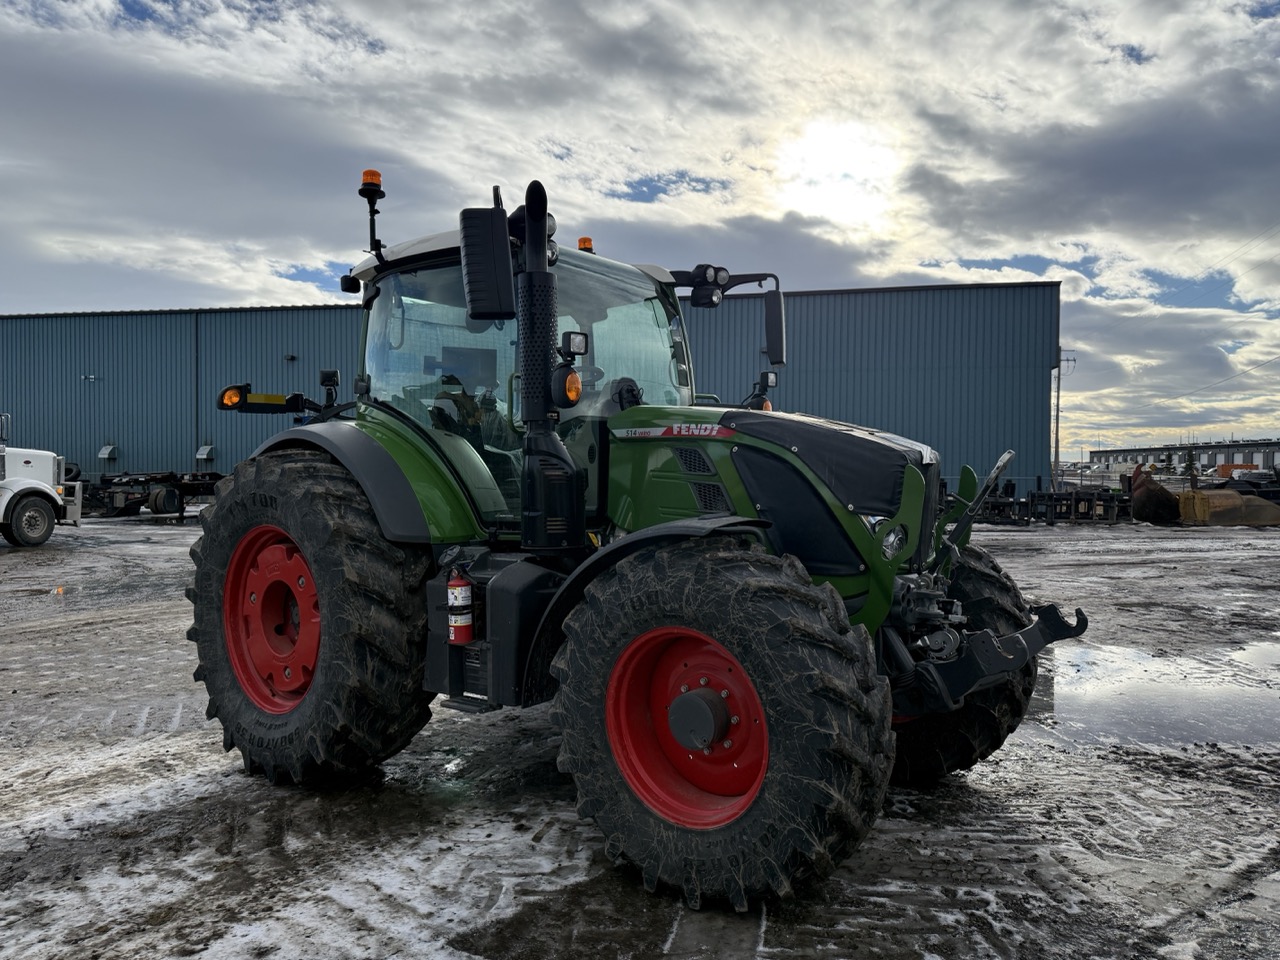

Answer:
[355,237,697,529]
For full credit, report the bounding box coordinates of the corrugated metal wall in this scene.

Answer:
[2,280,1058,494]
[684,281,1060,494]
[0,307,360,483]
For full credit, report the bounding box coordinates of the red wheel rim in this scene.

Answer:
[222,525,321,714]
[605,626,768,829]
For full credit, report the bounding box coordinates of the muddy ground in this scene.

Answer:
[2,518,1278,959]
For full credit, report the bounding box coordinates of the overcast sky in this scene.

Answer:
[2,0,1278,457]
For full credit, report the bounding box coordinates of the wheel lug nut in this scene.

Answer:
[297,576,306,588]
[722,739,733,749]
[699,677,708,686]
[730,715,739,725]
[680,684,689,693]
[720,689,729,698]
[249,593,257,604]
[284,667,292,679]
[702,747,712,756]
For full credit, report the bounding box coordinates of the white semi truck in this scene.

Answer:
[0,413,83,547]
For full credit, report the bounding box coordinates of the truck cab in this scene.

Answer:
[0,413,83,547]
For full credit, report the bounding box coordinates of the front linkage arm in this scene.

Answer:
[892,602,1088,716]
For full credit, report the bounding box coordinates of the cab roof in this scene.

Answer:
[351,230,459,281]
[350,231,675,286]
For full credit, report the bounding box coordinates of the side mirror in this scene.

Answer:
[764,289,786,366]
[459,186,517,322]
[339,274,360,294]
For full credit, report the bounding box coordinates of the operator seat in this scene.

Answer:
[431,375,484,451]
[605,377,645,412]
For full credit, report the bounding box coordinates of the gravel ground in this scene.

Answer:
[1,518,1278,959]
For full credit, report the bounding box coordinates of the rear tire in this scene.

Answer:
[148,487,180,514]
[187,449,436,784]
[550,537,894,911]
[889,544,1036,787]
[6,496,55,547]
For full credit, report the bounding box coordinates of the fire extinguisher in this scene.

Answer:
[446,568,473,645]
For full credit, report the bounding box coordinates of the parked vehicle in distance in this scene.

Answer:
[0,413,82,547]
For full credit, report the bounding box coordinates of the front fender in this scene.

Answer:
[0,480,62,525]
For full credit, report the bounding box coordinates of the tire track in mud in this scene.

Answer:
[759,742,1280,960]
[0,710,600,960]
[0,735,228,830]
[1158,845,1280,960]
[452,738,1280,960]
[0,601,207,750]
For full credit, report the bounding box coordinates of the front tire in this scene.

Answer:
[187,449,436,784]
[550,537,894,911]
[5,496,55,547]
[890,544,1036,787]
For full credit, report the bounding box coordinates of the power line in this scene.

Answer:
[1134,352,1280,408]
[1108,220,1280,332]
[1193,217,1280,280]
[1168,248,1280,311]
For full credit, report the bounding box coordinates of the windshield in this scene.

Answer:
[363,263,513,423]
[362,248,692,426]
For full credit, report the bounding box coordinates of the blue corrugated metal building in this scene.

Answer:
[687,281,1060,494]
[0,306,361,483]
[0,279,1059,493]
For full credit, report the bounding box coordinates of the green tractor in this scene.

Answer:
[188,174,1086,910]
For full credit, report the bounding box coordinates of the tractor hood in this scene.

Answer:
[721,409,938,518]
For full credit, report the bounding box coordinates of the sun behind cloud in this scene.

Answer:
[773,120,903,236]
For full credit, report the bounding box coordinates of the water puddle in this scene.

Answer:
[1028,642,1280,746]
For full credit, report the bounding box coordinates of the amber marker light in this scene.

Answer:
[219,386,243,409]
[551,365,583,407]
[578,236,595,253]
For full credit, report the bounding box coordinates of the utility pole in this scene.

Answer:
[1053,348,1076,493]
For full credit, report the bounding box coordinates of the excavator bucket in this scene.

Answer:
[1178,489,1280,526]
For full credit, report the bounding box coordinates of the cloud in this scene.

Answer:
[1,0,1278,454]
